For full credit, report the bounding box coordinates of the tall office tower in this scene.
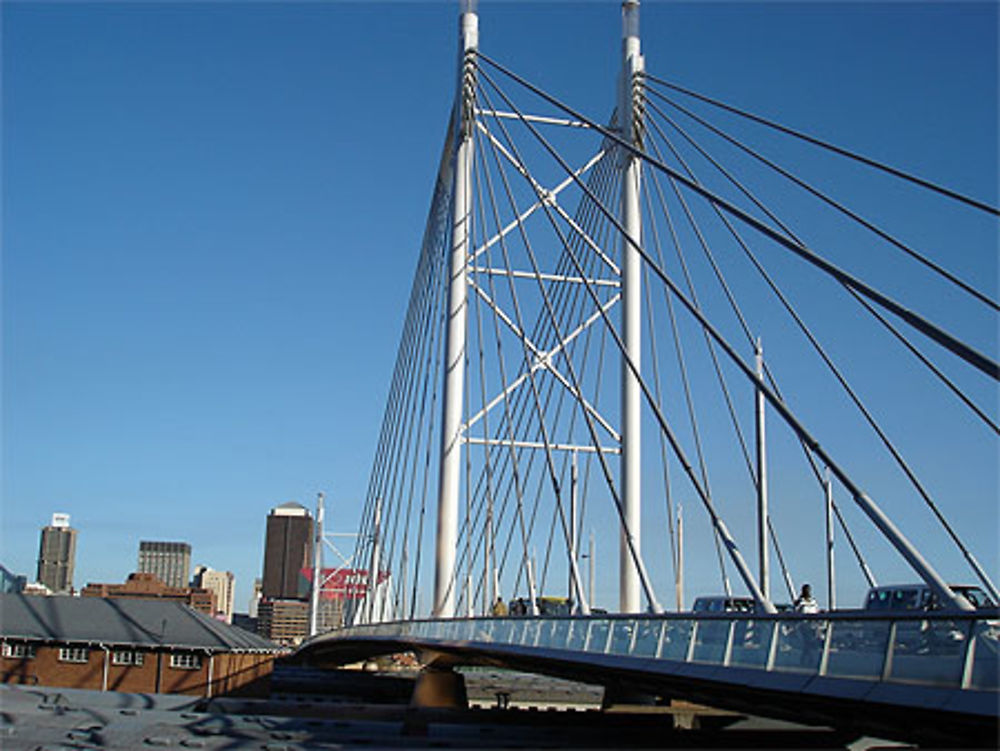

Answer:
[137,541,191,589]
[261,502,313,600]
[36,513,77,594]
[192,565,236,623]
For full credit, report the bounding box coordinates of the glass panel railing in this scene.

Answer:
[493,618,515,645]
[632,621,662,658]
[773,619,825,673]
[521,619,541,647]
[609,621,636,655]
[691,619,730,664]
[889,619,968,687]
[970,619,1000,690]
[565,619,588,651]
[510,619,529,647]
[729,619,772,669]
[585,620,611,653]
[541,619,569,649]
[331,614,998,694]
[660,620,694,661]
[470,620,493,642]
[824,620,889,680]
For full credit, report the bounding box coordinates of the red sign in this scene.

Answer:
[299,568,389,601]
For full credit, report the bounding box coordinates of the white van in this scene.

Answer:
[692,596,755,613]
[864,584,994,611]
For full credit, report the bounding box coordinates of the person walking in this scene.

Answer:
[794,584,820,613]
[793,583,821,667]
[491,596,508,616]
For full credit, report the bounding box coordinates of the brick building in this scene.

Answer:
[257,599,310,646]
[0,594,286,697]
[81,572,216,615]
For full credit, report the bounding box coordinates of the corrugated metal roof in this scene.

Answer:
[0,594,285,653]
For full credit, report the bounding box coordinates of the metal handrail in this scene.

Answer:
[310,610,1000,694]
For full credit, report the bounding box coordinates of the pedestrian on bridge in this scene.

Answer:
[492,596,508,616]
[794,584,820,613]
[793,584,822,667]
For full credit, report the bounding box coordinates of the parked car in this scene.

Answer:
[864,584,995,611]
[507,595,573,616]
[862,583,996,655]
[691,596,755,613]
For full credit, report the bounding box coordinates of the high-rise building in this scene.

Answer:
[261,503,313,601]
[36,513,77,594]
[192,565,235,623]
[137,541,191,589]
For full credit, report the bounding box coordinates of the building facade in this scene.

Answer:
[249,577,263,618]
[81,573,215,615]
[262,503,313,601]
[256,599,309,646]
[0,594,285,697]
[138,541,191,589]
[193,566,235,623]
[36,513,77,594]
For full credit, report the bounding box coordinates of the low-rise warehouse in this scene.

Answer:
[0,593,287,697]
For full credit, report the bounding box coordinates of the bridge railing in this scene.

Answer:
[327,610,999,692]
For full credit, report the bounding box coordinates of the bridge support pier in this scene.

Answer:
[410,665,469,710]
[600,683,658,710]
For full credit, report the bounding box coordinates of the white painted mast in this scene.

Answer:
[619,0,643,614]
[569,450,578,606]
[367,496,383,623]
[433,0,478,618]
[676,503,684,611]
[755,339,770,603]
[308,492,324,637]
[825,469,837,610]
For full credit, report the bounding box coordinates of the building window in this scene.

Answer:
[58,647,90,663]
[169,653,202,670]
[2,643,35,659]
[112,650,144,666]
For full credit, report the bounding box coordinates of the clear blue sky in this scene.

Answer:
[3,2,997,612]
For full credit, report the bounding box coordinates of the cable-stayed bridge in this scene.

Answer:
[297,2,998,743]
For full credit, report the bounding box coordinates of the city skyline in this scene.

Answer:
[3,2,996,612]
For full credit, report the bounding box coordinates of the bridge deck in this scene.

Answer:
[297,610,999,746]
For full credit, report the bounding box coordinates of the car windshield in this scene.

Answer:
[955,586,995,608]
[891,589,920,610]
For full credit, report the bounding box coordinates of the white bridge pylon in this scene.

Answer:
[349,0,998,626]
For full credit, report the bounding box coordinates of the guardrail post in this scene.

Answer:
[655,620,666,659]
[818,620,833,677]
[603,621,614,654]
[765,621,780,671]
[685,621,699,662]
[723,620,735,666]
[881,621,898,681]
[628,620,639,655]
[960,620,977,689]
